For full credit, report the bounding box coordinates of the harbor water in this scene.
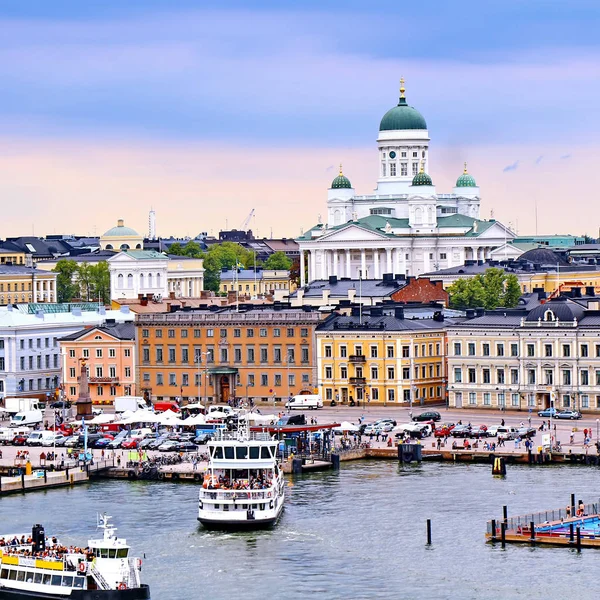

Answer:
[1,461,598,600]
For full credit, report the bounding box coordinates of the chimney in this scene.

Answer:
[394,307,404,319]
[322,290,330,304]
[348,289,356,302]
[166,302,171,312]
[328,275,338,285]
[140,296,148,307]
[169,291,176,300]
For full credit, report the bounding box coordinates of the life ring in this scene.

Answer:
[137,559,142,570]
[118,582,127,590]
[78,562,86,573]
[267,491,272,498]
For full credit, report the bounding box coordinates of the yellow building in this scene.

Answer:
[0,265,57,304]
[316,305,447,407]
[219,269,294,297]
[0,249,27,266]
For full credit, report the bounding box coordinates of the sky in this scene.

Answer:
[0,0,599,239]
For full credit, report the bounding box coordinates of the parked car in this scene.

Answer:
[93,437,112,449]
[63,435,80,448]
[176,441,199,452]
[158,440,180,452]
[364,424,383,435]
[139,435,158,450]
[555,410,582,420]
[121,438,140,450]
[450,425,473,438]
[471,426,489,439]
[374,418,397,428]
[193,433,214,445]
[538,407,558,418]
[108,432,129,449]
[394,423,431,439]
[434,424,455,437]
[12,434,29,446]
[148,435,170,450]
[516,427,537,439]
[497,426,519,441]
[412,411,441,422]
[49,400,72,409]
[91,406,104,416]
[76,433,103,448]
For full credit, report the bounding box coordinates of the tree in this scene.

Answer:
[201,242,257,292]
[448,268,521,310]
[77,263,93,301]
[168,242,183,255]
[52,259,79,302]
[88,261,110,304]
[182,241,203,258]
[264,251,292,270]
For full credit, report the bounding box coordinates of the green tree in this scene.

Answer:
[52,259,79,302]
[448,268,521,310]
[76,263,94,301]
[264,251,292,270]
[168,242,183,255]
[89,261,110,304]
[182,241,203,258]
[201,243,257,292]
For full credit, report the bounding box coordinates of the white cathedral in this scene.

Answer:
[297,80,515,287]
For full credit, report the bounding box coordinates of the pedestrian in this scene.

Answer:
[436,437,442,450]
[570,432,575,445]
[501,419,505,427]
[584,428,588,439]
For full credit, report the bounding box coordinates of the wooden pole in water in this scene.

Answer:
[530,521,535,543]
[570,523,575,543]
[491,519,497,542]
[426,519,432,545]
[501,522,506,548]
[503,505,508,526]
[576,526,581,552]
[571,493,576,517]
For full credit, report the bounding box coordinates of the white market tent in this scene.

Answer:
[183,414,207,426]
[206,410,228,420]
[335,421,359,432]
[86,414,116,425]
[240,413,277,425]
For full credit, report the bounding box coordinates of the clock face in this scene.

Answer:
[389,151,396,159]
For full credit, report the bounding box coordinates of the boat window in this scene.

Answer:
[224,446,234,459]
[108,549,117,558]
[34,572,43,584]
[236,446,248,460]
[100,549,109,558]
[213,446,223,459]
[51,574,62,586]
[26,573,34,583]
[270,445,276,457]
[8,569,17,580]
[74,576,85,588]
[0,568,7,579]
[117,548,128,558]
[63,575,74,587]
[16,570,25,582]
[43,573,52,585]
[249,446,259,459]
[261,447,270,459]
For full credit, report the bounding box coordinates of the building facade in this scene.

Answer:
[135,304,320,405]
[447,296,600,413]
[0,304,134,403]
[59,322,136,405]
[297,81,514,285]
[316,305,448,407]
[219,269,293,297]
[0,266,57,304]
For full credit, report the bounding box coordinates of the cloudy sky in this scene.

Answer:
[0,0,599,239]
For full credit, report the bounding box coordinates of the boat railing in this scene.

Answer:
[213,429,272,442]
[486,499,600,534]
[90,564,111,590]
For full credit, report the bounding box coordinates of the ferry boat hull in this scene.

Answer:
[0,584,151,599]
[198,502,284,530]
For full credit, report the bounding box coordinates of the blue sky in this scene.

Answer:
[1,1,599,146]
[0,1,599,238]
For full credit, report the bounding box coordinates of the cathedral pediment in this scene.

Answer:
[319,223,390,242]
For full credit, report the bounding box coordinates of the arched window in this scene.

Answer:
[414,207,423,224]
[106,244,113,250]
[544,310,555,322]
[135,244,142,249]
[120,244,130,251]
[117,274,124,289]
[127,273,133,289]
[156,272,161,287]
[139,273,144,289]
[148,273,153,288]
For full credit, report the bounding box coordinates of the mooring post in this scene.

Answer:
[503,505,508,526]
[570,523,575,543]
[530,521,535,543]
[501,522,506,548]
[426,519,432,545]
[491,519,497,542]
[576,526,581,552]
[571,493,576,517]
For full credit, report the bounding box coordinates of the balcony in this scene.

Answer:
[349,355,366,364]
[349,377,367,386]
[88,377,120,384]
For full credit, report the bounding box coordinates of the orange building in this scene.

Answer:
[59,321,136,404]
[135,304,320,406]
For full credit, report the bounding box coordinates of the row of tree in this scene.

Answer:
[168,241,293,292]
[52,260,110,304]
[447,268,521,310]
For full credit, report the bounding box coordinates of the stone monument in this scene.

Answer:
[75,359,93,419]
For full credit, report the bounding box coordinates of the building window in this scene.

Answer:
[387,367,395,380]
[156,348,163,363]
[400,162,407,176]
[453,343,462,356]
[371,367,378,380]
[402,346,409,358]
[70,386,77,396]
[324,345,332,358]
[496,344,504,357]
[562,369,572,385]
[220,329,227,338]
[454,368,462,383]
[483,393,491,406]
[155,330,163,338]
[83,349,89,358]
[562,394,571,408]
[469,392,476,406]
[582,395,589,409]
[497,369,505,384]
[511,369,519,384]
[261,374,268,386]
[206,329,214,338]
[274,374,282,387]
[168,348,176,363]
[581,344,589,357]
[97,386,103,396]
[440,253,447,260]
[511,343,519,357]
[562,344,571,358]
[527,369,536,384]
[412,162,419,175]
[110,386,117,396]
[109,366,116,378]
[544,344,553,357]
[194,329,201,338]
[181,330,188,338]
[95,366,103,378]
[169,373,176,386]
[468,368,476,384]
[371,388,379,401]
[370,346,378,358]
[468,343,475,356]
[387,345,394,358]
[482,343,490,356]
[168,329,175,338]
[388,389,395,402]
[142,348,150,363]
[125,367,131,378]
[482,369,490,384]
[247,348,255,363]
[389,163,397,177]
[181,348,189,363]
[69,367,76,378]
[69,349,75,358]
[325,366,332,379]
[527,344,535,357]
[581,370,589,386]
[340,366,348,379]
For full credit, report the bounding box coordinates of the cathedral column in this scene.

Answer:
[300,251,306,287]
[345,249,351,279]
[373,249,380,279]
[459,246,466,266]
[320,250,327,280]
[394,248,401,276]
[333,250,339,277]
[360,249,366,278]
[385,248,392,275]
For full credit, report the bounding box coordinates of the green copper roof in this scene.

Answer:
[380,97,427,131]
[456,164,477,187]
[411,168,433,186]
[331,165,352,189]
[102,220,140,237]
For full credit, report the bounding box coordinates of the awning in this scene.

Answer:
[208,367,239,375]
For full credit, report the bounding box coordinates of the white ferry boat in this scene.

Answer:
[198,427,285,529]
[0,515,150,599]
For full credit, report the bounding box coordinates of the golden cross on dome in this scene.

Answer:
[464,161,468,174]
[400,77,405,99]
[419,159,425,173]
[339,163,343,176]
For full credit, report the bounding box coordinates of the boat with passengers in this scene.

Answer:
[0,514,150,599]
[198,424,285,529]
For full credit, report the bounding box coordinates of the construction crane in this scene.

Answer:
[239,209,255,232]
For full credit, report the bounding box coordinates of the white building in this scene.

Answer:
[297,80,515,287]
[0,304,134,401]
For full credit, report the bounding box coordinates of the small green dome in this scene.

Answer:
[456,163,477,187]
[331,164,352,189]
[411,165,433,186]
[102,219,140,237]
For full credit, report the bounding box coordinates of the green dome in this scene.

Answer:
[456,163,477,187]
[331,165,352,189]
[102,219,140,237]
[411,166,433,186]
[380,98,427,131]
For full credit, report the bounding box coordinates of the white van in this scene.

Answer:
[129,428,154,440]
[285,395,323,410]
[10,410,43,428]
[0,427,30,444]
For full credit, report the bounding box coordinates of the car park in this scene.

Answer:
[108,432,129,449]
[62,435,80,448]
[93,437,112,449]
[158,440,180,452]
[555,410,582,420]
[412,411,441,422]
[176,441,199,452]
[148,435,170,450]
[516,427,537,439]
[12,435,29,446]
[121,438,140,450]
[538,407,558,418]
[139,435,158,450]
[49,400,72,409]
[434,424,455,437]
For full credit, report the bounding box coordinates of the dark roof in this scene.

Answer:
[59,321,135,342]
[291,278,406,298]
[519,247,569,266]
[0,265,54,276]
[317,314,452,332]
[525,297,585,322]
[1,237,74,257]
[37,250,116,264]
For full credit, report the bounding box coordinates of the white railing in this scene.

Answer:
[90,565,111,591]
[200,488,274,502]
